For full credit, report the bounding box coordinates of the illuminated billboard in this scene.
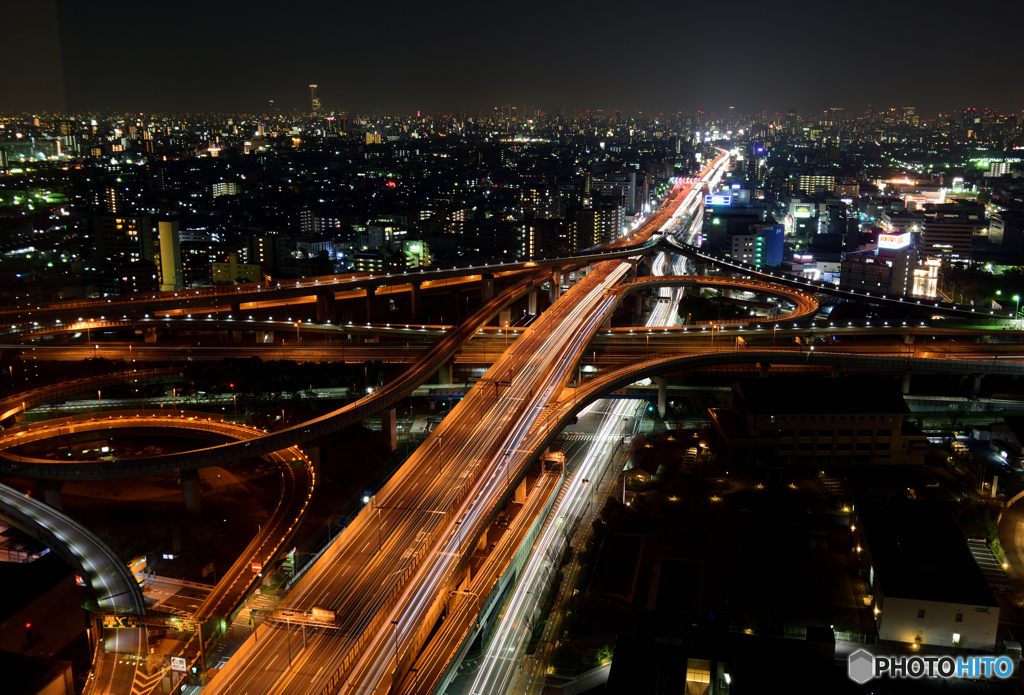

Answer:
[704,194,732,206]
[793,205,813,218]
[878,232,911,249]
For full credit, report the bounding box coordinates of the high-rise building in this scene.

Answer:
[517,186,561,220]
[573,203,623,251]
[309,84,321,114]
[156,220,184,291]
[93,215,153,265]
[795,175,835,195]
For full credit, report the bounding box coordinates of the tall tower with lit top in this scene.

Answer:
[309,85,321,115]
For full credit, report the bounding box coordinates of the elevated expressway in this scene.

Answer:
[0,411,315,695]
[2,272,818,347]
[665,236,1014,321]
[200,159,729,695]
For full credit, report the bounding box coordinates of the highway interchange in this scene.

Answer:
[5,149,1024,695]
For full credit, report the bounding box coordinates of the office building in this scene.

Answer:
[795,175,835,195]
[709,377,928,467]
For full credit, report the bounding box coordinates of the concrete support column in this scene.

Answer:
[316,291,337,323]
[381,408,398,452]
[410,281,422,320]
[365,286,376,324]
[256,331,274,344]
[759,362,771,378]
[634,293,645,320]
[831,366,840,378]
[182,469,202,517]
[549,270,562,303]
[971,374,983,398]
[481,274,495,302]
[145,327,159,342]
[602,314,612,329]
[528,290,538,316]
[901,371,912,395]
[231,302,241,314]
[438,359,453,386]
[652,376,667,417]
[498,309,511,330]
[42,482,63,511]
[515,478,527,504]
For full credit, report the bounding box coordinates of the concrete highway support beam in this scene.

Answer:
[381,408,398,452]
[528,290,538,316]
[481,274,495,302]
[365,286,376,324]
[758,362,771,378]
[549,270,562,303]
[182,469,201,517]
[144,327,159,343]
[651,376,667,417]
[438,359,453,386]
[515,477,527,504]
[42,482,63,511]
[902,371,912,394]
[316,291,337,323]
[256,331,274,344]
[306,445,321,479]
[410,281,422,320]
[972,374,983,398]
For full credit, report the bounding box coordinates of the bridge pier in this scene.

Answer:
[515,477,527,503]
[527,290,537,316]
[758,362,771,378]
[652,376,667,417]
[41,482,64,511]
[182,469,202,517]
[145,327,159,342]
[381,408,398,452]
[481,274,495,302]
[365,286,376,324]
[498,308,511,331]
[410,281,422,320]
[231,302,241,314]
[971,374,983,398]
[437,359,453,385]
[231,330,242,343]
[256,331,274,344]
[316,291,337,323]
[902,371,912,395]
[549,270,562,303]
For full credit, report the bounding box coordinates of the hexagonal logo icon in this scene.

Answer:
[848,649,874,684]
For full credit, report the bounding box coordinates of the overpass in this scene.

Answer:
[664,236,1014,322]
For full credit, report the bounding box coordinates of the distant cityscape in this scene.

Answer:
[1,102,1022,306]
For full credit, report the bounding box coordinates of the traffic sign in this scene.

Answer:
[102,615,138,628]
[251,562,262,573]
[202,561,215,577]
[170,656,187,672]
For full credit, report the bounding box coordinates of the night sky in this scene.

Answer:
[2,0,1023,117]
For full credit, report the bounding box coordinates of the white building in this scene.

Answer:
[853,499,999,650]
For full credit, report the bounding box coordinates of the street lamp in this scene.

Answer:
[233,393,238,420]
[97,390,102,414]
[295,321,300,343]
[772,324,777,349]
[1015,295,1021,329]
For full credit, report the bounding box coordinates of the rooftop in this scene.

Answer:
[857,498,997,607]
[733,376,909,416]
